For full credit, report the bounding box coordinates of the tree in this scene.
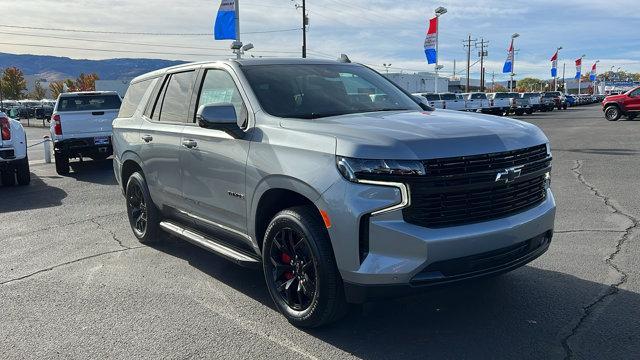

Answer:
[64,79,76,92]
[74,73,99,91]
[492,84,508,92]
[1,67,27,100]
[515,77,544,92]
[29,81,47,100]
[49,81,65,99]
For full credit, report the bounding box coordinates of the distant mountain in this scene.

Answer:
[0,53,187,81]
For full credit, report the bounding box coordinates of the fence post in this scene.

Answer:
[43,135,51,164]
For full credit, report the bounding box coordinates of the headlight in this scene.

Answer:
[336,156,426,182]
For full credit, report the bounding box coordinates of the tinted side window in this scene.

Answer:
[157,71,196,123]
[119,79,153,118]
[197,69,248,128]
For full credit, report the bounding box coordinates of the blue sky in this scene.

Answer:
[2,0,639,80]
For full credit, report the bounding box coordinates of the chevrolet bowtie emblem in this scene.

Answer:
[495,166,523,183]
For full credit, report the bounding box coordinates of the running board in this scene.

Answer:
[160,221,261,268]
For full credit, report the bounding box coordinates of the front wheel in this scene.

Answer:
[604,106,621,121]
[263,206,347,328]
[54,152,70,175]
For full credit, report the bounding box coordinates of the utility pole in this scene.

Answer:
[477,38,488,92]
[463,35,477,92]
[434,7,447,93]
[235,0,241,60]
[302,0,307,58]
[491,71,495,92]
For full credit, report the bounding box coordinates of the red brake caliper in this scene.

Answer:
[281,253,294,280]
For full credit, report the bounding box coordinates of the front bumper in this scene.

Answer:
[318,180,556,303]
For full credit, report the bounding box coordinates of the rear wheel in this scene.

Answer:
[627,114,637,121]
[126,172,161,244]
[604,105,621,121]
[263,206,347,328]
[16,157,30,186]
[54,152,70,175]
[526,108,534,115]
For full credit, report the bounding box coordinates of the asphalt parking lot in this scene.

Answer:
[1,104,638,359]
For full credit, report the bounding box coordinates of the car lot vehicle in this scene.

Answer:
[520,93,542,114]
[543,92,567,110]
[113,59,556,328]
[0,111,30,186]
[486,92,513,115]
[439,93,466,111]
[540,92,559,111]
[414,93,445,109]
[564,95,576,107]
[463,92,491,113]
[602,86,640,121]
[50,91,122,175]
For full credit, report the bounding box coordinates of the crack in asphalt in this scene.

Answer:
[561,160,639,359]
[554,229,626,234]
[0,246,145,285]
[0,211,126,241]
[89,217,130,249]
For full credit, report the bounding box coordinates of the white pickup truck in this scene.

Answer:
[50,91,122,175]
[413,93,445,109]
[439,93,466,111]
[487,92,515,116]
[0,112,30,186]
[463,92,491,113]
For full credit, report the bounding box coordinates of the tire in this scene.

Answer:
[604,105,621,121]
[563,104,568,110]
[526,108,534,115]
[627,114,637,121]
[515,110,525,116]
[16,156,30,186]
[1,169,15,186]
[54,152,70,175]
[125,171,162,244]
[263,206,347,328]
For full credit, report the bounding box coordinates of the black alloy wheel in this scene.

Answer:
[127,181,148,236]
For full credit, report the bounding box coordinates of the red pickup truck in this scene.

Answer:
[602,86,640,121]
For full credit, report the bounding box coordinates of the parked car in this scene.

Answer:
[439,93,466,111]
[0,111,30,186]
[543,92,567,110]
[541,92,561,111]
[50,91,122,175]
[413,93,445,109]
[602,86,640,121]
[463,92,490,113]
[564,95,576,107]
[486,92,513,115]
[520,93,542,113]
[112,59,556,327]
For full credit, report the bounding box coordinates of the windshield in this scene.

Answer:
[241,64,420,119]
[440,93,457,100]
[57,95,121,112]
[423,94,440,101]
[522,93,540,98]
[493,93,510,98]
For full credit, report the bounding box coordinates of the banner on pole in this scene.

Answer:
[503,39,514,74]
[589,63,597,82]
[575,58,582,79]
[550,51,558,77]
[424,17,438,64]
[214,0,236,40]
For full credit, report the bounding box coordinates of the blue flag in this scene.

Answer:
[214,0,236,40]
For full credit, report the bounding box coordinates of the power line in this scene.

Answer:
[0,24,300,36]
[0,30,302,54]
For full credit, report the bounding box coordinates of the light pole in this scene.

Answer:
[434,6,447,93]
[509,33,520,92]
[577,54,585,95]
[383,63,392,75]
[554,46,562,91]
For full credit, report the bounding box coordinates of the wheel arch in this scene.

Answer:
[120,151,145,192]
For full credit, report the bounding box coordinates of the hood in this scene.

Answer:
[279,110,548,159]
[604,94,627,102]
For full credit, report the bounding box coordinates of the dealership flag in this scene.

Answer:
[575,58,582,79]
[590,63,597,81]
[550,51,558,77]
[214,0,236,40]
[424,17,438,64]
[502,39,514,73]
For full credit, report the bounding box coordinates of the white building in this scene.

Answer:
[384,72,449,93]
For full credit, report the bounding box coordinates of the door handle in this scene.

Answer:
[182,139,198,149]
[141,134,153,143]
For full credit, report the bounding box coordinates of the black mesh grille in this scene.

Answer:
[402,144,551,228]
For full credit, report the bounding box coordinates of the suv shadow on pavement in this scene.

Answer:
[0,173,67,212]
[147,235,640,359]
[67,159,118,186]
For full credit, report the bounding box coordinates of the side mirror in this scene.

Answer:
[196,104,244,139]
[412,95,433,111]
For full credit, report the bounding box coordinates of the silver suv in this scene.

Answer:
[113,59,556,327]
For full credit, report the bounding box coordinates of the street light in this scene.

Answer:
[433,6,447,93]
[383,63,392,74]
[509,33,520,91]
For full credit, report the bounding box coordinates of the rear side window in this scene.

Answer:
[440,94,456,100]
[154,71,196,123]
[119,79,153,118]
[57,95,121,112]
[469,93,486,100]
